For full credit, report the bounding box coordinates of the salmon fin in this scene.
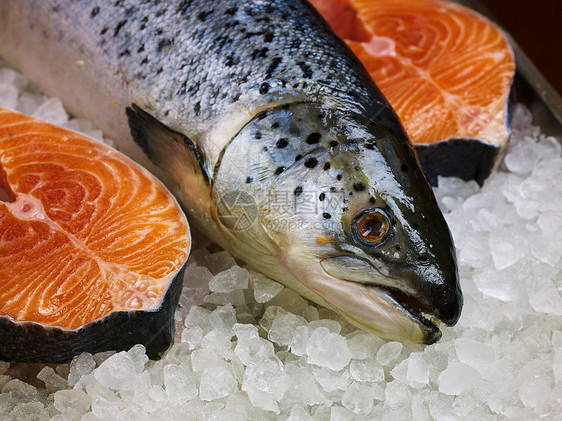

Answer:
[126,104,210,185]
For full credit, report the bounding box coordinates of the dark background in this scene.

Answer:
[481,0,561,96]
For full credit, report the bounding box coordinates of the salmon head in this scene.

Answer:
[212,102,462,344]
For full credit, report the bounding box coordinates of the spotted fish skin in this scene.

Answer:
[0,0,462,343]
[1,0,393,167]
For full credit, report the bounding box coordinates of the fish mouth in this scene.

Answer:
[319,256,451,344]
[371,285,442,344]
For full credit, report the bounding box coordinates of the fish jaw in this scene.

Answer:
[304,216,461,342]
[277,225,459,343]
[278,252,441,344]
[319,252,460,338]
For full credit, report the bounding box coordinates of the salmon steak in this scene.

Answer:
[0,108,190,362]
[310,0,515,184]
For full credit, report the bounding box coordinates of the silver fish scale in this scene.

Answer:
[56,0,388,151]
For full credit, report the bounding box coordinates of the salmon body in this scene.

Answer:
[0,0,462,344]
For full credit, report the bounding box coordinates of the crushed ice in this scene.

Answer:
[0,63,561,420]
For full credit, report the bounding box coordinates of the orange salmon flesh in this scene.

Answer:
[0,108,190,330]
[310,0,515,146]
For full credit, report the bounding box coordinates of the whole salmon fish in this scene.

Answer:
[0,0,462,343]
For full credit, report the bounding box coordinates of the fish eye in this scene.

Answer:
[352,208,392,247]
